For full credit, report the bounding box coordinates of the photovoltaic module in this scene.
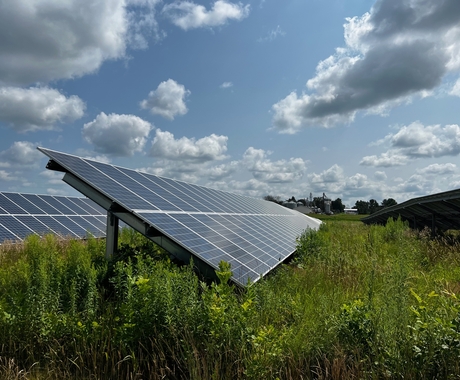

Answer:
[0,192,107,242]
[39,147,321,286]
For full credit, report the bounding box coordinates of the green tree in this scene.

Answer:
[354,200,369,214]
[331,198,345,213]
[381,198,397,208]
[369,199,380,214]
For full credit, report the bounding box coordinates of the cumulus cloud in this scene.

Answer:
[309,164,344,184]
[0,87,85,132]
[163,0,250,30]
[394,173,438,196]
[242,147,306,183]
[149,129,228,162]
[40,170,65,185]
[215,179,271,196]
[416,163,457,175]
[82,112,152,156]
[126,0,164,49]
[0,141,44,168]
[0,0,165,86]
[450,78,460,97]
[0,170,17,182]
[360,152,409,167]
[374,171,387,181]
[207,161,239,180]
[0,0,125,86]
[360,122,460,167]
[272,0,460,133]
[140,79,190,120]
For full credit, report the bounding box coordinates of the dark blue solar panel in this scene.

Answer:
[53,216,90,238]
[163,180,229,213]
[69,216,105,237]
[34,215,79,238]
[152,176,215,212]
[135,172,201,212]
[0,215,34,239]
[81,199,106,214]
[84,215,106,231]
[87,162,162,211]
[70,198,100,215]
[39,196,74,214]
[54,196,89,214]
[3,193,46,214]
[39,147,322,286]
[14,216,54,236]
[0,194,28,214]
[42,150,154,210]
[0,191,107,243]
[23,194,61,214]
[114,167,182,212]
[0,224,19,242]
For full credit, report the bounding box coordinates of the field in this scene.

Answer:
[307,213,365,222]
[1,218,460,379]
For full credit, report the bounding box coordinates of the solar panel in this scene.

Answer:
[38,147,322,287]
[0,191,107,243]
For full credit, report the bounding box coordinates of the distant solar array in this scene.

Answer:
[39,147,321,287]
[0,192,107,243]
[362,188,460,234]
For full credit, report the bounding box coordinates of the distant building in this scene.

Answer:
[344,208,358,215]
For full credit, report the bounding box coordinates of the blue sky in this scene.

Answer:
[1,0,460,208]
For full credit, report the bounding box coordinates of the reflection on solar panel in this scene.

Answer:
[39,147,321,287]
[0,192,107,243]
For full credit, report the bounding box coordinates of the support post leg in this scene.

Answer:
[106,211,119,260]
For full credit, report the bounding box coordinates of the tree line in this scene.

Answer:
[264,195,397,215]
[353,198,397,214]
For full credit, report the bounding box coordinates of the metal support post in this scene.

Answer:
[106,211,119,260]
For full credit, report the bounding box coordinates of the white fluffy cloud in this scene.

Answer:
[163,0,250,30]
[360,122,460,167]
[416,163,457,176]
[272,0,460,132]
[0,141,44,168]
[309,164,344,184]
[242,147,307,183]
[207,161,239,180]
[82,112,152,156]
[149,129,228,162]
[0,0,163,86]
[374,171,387,181]
[0,0,126,86]
[0,170,17,182]
[126,0,163,49]
[140,79,190,120]
[360,152,409,167]
[40,170,65,185]
[0,87,85,132]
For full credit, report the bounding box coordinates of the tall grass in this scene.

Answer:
[1,219,460,379]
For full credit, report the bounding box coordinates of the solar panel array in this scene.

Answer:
[39,147,321,286]
[362,187,460,233]
[0,192,107,243]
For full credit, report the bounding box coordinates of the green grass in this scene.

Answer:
[1,220,460,379]
[308,213,366,222]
